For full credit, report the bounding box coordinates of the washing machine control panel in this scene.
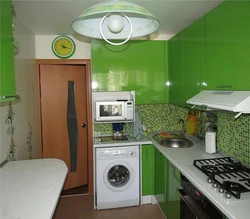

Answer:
[113,149,136,158]
[97,148,138,160]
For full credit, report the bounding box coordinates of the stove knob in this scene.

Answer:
[207,178,213,184]
[218,187,224,193]
[225,192,232,199]
[213,182,218,188]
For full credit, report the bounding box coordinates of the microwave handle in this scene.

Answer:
[116,99,128,101]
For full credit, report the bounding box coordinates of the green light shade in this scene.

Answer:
[72,0,160,40]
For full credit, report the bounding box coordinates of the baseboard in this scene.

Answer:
[155,194,165,202]
[141,195,152,205]
[152,195,158,204]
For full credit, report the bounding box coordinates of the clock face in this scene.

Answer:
[52,36,76,59]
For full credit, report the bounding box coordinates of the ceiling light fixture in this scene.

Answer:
[72,0,160,46]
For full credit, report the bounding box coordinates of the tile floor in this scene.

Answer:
[53,195,165,219]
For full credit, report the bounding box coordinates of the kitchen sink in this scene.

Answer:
[153,132,194,148]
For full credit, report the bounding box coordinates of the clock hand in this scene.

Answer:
[62,43,71,49]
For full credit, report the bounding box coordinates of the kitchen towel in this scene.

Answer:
[130,110,144,140]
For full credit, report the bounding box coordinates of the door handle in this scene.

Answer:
[81,123,87,128]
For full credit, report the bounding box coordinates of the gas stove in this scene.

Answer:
[193,157,250,204]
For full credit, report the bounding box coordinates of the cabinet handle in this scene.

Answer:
[1,95,20,99]
[216,85,234,88]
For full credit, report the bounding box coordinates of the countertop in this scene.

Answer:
[94,135,152,147]
[0,158,68,219]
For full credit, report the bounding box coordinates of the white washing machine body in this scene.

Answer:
[95,145,140,209]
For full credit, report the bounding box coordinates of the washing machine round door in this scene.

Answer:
[103,160,135,192]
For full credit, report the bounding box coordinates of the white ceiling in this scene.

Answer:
[13,0,223,40]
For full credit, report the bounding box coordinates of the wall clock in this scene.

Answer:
[52,36,76,59]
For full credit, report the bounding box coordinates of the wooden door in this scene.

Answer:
[40,64,88,190]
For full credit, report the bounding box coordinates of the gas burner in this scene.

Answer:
[223,163,242,171]
[201,165,219,175]
[223,181,250,199]
[223,181,249,192]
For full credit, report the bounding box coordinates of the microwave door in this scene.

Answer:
[96,102,125,121]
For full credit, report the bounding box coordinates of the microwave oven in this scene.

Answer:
[95,101,134,122]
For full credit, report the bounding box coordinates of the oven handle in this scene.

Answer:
[177,188,210,219]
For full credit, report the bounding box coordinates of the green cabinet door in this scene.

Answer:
[205,1,245,90]
[182,17,206,103]
[141,145,154,196]
[91,40,168,103]
[164,159,180,219]
[0,0,19,102]
[133,40,166,104]
[233,1,250,90]
[169,31,185,106]
[164,41,169,103]
[154,147,166,204]
[91,39,134,91]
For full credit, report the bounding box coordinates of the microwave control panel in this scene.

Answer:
[125,101,134,120]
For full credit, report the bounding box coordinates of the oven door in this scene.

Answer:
[177,188,210,219]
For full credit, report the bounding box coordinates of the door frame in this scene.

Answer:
[36,59,93,194]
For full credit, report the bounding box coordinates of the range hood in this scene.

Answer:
[187,90,250,118]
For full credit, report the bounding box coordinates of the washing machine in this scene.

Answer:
[95,145,140,209]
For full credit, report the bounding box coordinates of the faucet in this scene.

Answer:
[178,119,185,137]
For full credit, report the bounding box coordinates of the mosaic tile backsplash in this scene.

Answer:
[94,104,188,136]
[94,104,250,166]
[216,112,250,166]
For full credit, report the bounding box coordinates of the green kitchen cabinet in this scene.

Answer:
[182,17,206,102]
[169,31,185,106]
[141,145,154,196]
[169,17,206,107]
[91,40,168,104]
[154,147,166,206]
[164,41,169,103]
[154,146,180,219]
[164,159,180,219]
[205,1,250,90]
[0,0,19,102]
[133,40,166,104]
[91,39,134,91]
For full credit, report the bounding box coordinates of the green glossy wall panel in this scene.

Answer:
[141,145,154,196]
[0,0,16,101]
